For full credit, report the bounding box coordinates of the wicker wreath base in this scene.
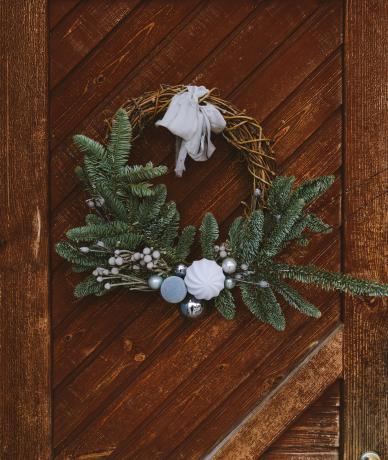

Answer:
[123,85,276,207]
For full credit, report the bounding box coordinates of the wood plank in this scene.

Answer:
[266,382,340,453]
[0,1,51,458]
[50,0,204,147]
[49,0,81,30]
[207,328,343,460]
[54,231,341,456]
[49,0,323,212]
[343,0,388,458]
[52,93,342,390]
[50,0,141,88]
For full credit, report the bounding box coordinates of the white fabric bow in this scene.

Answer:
[155,85,226,176]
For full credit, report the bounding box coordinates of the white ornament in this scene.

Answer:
[184,258,225,301]
[222,257,237,274]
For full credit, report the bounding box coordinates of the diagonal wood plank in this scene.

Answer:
[50,0,141,88]
[206,327,343,460]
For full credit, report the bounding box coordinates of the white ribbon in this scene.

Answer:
[155,85,226,176]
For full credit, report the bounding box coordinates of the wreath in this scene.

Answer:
[56,85,387,330]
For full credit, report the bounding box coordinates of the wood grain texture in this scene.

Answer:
[0,1,51,458]
[263,381,341,459]
[343,0,388,458]
[48,0,345,457]
[208,328,343,460]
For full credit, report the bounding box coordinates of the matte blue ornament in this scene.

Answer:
[180,295,205,318]
[160,276,187,303]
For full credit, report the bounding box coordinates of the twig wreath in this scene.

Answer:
[57,85,387,330]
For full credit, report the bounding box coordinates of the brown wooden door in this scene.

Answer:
[1,1,387,459]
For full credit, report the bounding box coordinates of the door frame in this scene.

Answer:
[0,1,386,458]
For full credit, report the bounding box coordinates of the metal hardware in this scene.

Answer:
[361,452,381,460]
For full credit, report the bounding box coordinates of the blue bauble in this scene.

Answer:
[180,295,205,318]
[160,276,187,303]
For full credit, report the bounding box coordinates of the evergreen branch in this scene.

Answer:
[74,276,106,298]
[107,108,132,172]
[261,198,305,258]
[200,213,219,259]
[175,226,196,261]
[215,289,236,320]
[305,213,332,233]
[128,182,155,198]
[100,232,144,250]
[272,263,388,296]
[292,175,335,204]
[55,242,106,268]
[267,176,295,213]
[95,182,128,221]
[268,276,321,318]
[66,221,129,242]
[121,162,168,182]
[240,283,285,330]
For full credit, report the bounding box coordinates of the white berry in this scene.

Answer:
[92,269,99,276]
[144,254,152,263]
[241,264,248,271]
[80,247,90,253]
[108,257,116,265]
[219,250,227,258]
[115,257,123,266]
[146,262,154,270]
[143,247,151,255]
[104,283,111,290]
[152,250,160,259]
[140,260,146,266]
[96,276,103,282]
[133,265,140,270]
[114,249,121,255]
[133,252,141,261]
[111,267,119,275]
[103,269,110,276]
[96,241,105,248]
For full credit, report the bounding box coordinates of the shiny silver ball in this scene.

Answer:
[148,275,163,290]
[180,295,205,318]
[224,277,236,290]
[174,263,187,278]
[222,257,237,274]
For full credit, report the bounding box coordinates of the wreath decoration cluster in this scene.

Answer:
[56,85,387,330]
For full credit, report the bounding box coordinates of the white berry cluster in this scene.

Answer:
[130,247,161,271]
[213,242,231,259]
[85,197,105,208]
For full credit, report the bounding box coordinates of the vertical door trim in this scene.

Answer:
[0,1,51,458]
[344,0,388,457]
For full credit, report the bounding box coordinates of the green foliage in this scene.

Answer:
[215,289,236,320]
[200,213,219,259]
[57,105,387,329]
[175,226,196,261]
[74,276,106,298]
[240,283,285,331]
[268,277,321,318]
[272,263,388,297]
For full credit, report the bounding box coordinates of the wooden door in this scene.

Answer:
[1,1,387,459]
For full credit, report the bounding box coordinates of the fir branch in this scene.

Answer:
[137,184,167,226]
[56,242,106,268]
[107,108,132,172]
[267,176,295,213]
[100,232,144,250]
[215,289,236,320]
[261,198,305,258]
[74,276,106,298]
[268,276,321,318]
[305,213,332,233]
[292,175,335,204]
[66,221,129,242]
[228,216,244,255]
[175,226,196,261]
[128,182,155,198]
[272,263,388,297]
[95,181,128,221]
[200,213,219,259]
[121,162,168,182]
[240,283,285,330]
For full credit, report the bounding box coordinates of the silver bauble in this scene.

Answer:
[148,275,163,290]
[222,257,237,274]
[224,277,236,290]
[180,295,205,318]
[174,263,187,278]
[160,276,187,303]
